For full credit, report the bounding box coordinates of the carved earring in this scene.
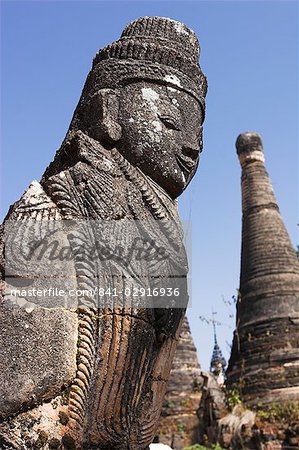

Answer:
[98,89,122,144]
[100,119,122,144]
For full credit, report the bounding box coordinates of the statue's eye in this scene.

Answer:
[159,116,181,131]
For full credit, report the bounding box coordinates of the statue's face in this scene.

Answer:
[117,82,203,199]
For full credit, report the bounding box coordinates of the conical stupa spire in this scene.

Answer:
[210,312,226,384]
[156,316,203,447]
[213,313,218,346]
[227,132,299,405]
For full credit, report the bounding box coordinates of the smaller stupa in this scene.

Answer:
[210,313,227,386]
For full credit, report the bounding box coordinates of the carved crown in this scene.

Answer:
[91,16,207,108]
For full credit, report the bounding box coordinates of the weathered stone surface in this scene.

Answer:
[0,16,207,450]
[0,181,78,421]
[227,132,299,405]
[215,406,299,449]
[155,317,204,449]
[197,371,228,444]
[0,307,78,419]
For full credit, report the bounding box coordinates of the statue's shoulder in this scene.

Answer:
[38,131,126,218]
[4,179,60,221]
[1,180,61,274]
[41,130,173,221]
[41,130,119,183]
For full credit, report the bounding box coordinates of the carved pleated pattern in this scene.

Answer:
[2,181,62,292]
[87,310,155,447]
[97,40,202,82]
[121,16,199,62]
[86,306,180,449]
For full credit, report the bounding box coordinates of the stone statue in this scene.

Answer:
[0,17,207,449]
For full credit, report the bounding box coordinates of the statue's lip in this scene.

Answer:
[176,154,196,175]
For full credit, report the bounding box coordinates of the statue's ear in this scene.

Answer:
[97,89,122,144]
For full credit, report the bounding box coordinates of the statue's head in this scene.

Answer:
[70,17,207,199]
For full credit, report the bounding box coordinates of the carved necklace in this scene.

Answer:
[110,148,183,240]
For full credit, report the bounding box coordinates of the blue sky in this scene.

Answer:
[1,1,298,369]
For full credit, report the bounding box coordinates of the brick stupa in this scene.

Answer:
[227,132,299,405]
